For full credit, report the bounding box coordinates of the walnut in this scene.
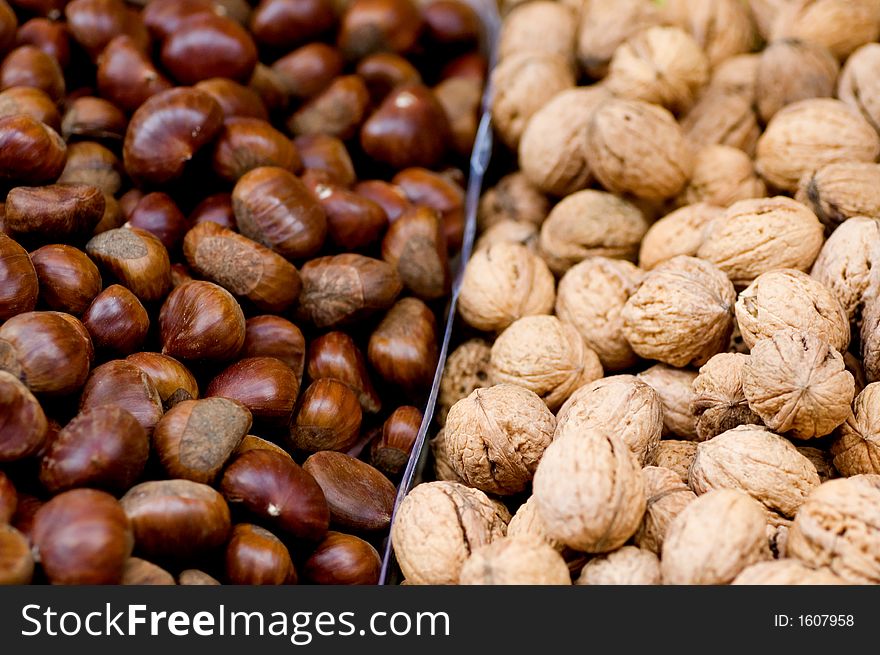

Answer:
[755,39,839,124]
[755,99,880,193]
[391,481,509,585]
[831,383,880,476]
[838,43,880,133]
[459,536,571,585]
[538,189,648,275]
[845,351,869,395]
[697,196,824,288]
[689,425,821,517]
[692,353,763,441]
[647,440,698,483]
[811,217,880,323]
[742,329,855,439]
[681,91,761,156]
[477,172,550,232]
[660,489,772,585]
[635,466,697,554]
[770,0,880,60]
[622,256,736,367]
[491,53,575,150]
[797,162,880,232]
[797,447,838,482]
[576,0,663,79]
[680,145,766,209]
[498,1,577,64]
[444,384,556,495]
[661,0,756,68]
[638,203,724,271]
[638,365,698,439]
[861,294,880,382]
[575,546,661,585]
[438,339,492,426]
[732,559,846,584]
[474,219,538,254]
[507,495,564,552]
[586,98,693,202]
[787,474,880,583]
[705,54,761,101]
[533,427,646,553]
[749,0,796,40]
[734,269,850,352]
[458,242,555,333]
[429,429,465,483]
[606,26,710,114]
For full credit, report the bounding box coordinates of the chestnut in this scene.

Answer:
[190,192,236,230]
[441,50,487,84]
[303,531,381,585]
[142,0,216,41]
[64,0,149,60]
[79,359,163,435]
[0,233,38,320]
[0,86,60,130]
[119,189,144,221]
[97,35,173,113]
[125,352,199,407]
[354,180,412,223]
[232,166,327,260]
[249,0,336,50]
[170,262,194,288]
[61,96,127,143]
[233,434,293,461]
[381,206,450,300]
[287,74,370,141]
[5,184,105,242]
[308,181,388,250]
[159,280,246,362]
[126,192,189,250]
[121,479,232,561]
[306,331,380,414]
[0,370,48,461]
[6,0,67,19]
[83,285,150,355]
[86,227,172,303]
[0,0,15,57]
[0,45,64,102]
[206,357,300,425]
[434,76,481,159]
[123,87,224,187]
[220,449,329,542]
[0,523,35,584]
[15,18,70,69]
[32,488,134,585]
[338,0,423,60]
[30,244,103,315]
[422,0,480,48]
[290,378,362,453]
[161,13,258,85]
[271,43,343,101]
[212,117,300,182]
[39,404,148,493]
[368,297,438,389]
[248,63,289,114]
[242,315,306,381]
[178,569,221,585]
[154,397,251,484]
[122,557,176,585]
[10,492,42,541]
[225,523,296,585]
[356,52,421,103]
[371,405,421,478]
[0,470,15,523]
[294,134,356,187]
[303,450,396,532]
[0,114,66,185]
[57,141,123,195]
[195,77,268,121]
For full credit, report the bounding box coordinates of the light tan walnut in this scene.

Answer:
[732,559,846,584]
[770,0,880,60]
[639,203,723,271]
[538,190,648,275]
[838,43,880,134]
[576,0,662,79]
[697,196,824,288]
[586,98,693,202]
[755,39,839,123]
[647,440,698,484]
[661,489,772,585]
[507,495,563,552]
[742,330,855,439]
[622,256,736,367]
[458,242,555,333]
[680,146,766,209]
[845,352,868,396]
[681,92,760,155]
[445,384,556,495]
[662,0,756,68]
[438,339,492,425]
[787,474,880,583]
[692,353,763,441]
[638,365,698,439]
[533,427,646,553]
[635,466,697,554]
[391,481,509,585]
[735,269,850,351]
[689,425,821,517]
[459,536,571,585]
[474,219,538,254]
[755,99,880,192]
[749,0,797,40]
[477,172,550,232]
[798,164,880,237]
[831,383,880,475]
[576,546,661,585]
[706,54,760,102]
[556,257,643,372]
[861,294,880,382]
[429,429,465,483]
[556,375,663,465]
[606,26,709,114]
[498,1,577,64]
[797,447,838,483]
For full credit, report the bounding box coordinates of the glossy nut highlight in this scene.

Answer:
[86,227,172,302]
[206,357,299,426]
[30,244,102,315]
[159,280,246,362]
[83,284,150,355]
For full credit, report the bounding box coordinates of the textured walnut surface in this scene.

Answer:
[498,1,577,64]
[662,0,755,68]
[635,466,697,554]
[576,0,662,78]
[681,146,766,209]
[732,559,846,584]
[576,546,661,585]
[647,440,698,484]
[459,536,571,585]
[692,353,763,441]
[438,339,492,426]
[638,365,698,439]
[639,204,724,271]
[770,0,880,60]
[831,382,880,475]
[507,495,564,552]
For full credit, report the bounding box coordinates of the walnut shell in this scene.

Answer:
[749,0,791,40]
[575,546,661,585]
[555,257,643,372]
[638,365,698,439]
[692,352,763,441]
[586,98,693,201]
[660,489,771,585]
[606,26,709,114]
[861,294,880,383]
[646,440,698,483]
[638,203,724,271]
[838,43,880,133]
[459,536,571,585]
[706,54,760,101]
[507,495,564,552]
[732,559,846,584]
[797,446,838,483]
[742,329,855,439]
[635,466,697,554]
[622,256,736,367]
[680,145,766,209]
[458,242,555,333]
[538,189,648,275]
[429,429,465,483]
[797,162,880,232]
[489,316,603,411]
[755,99,880,192]
[498,1,577,64]
[681,92,760,156]
[662,0,756,68]
[697,196,824,287]
[831,382,880,476]
[474,220,538,254]
[787,474,880,583]
[770,0,880,60]
[556,375,663,465]
[735,269,850,351]
[438,339,492,426]
[576,0,663,78]
[445,384,556,495]
[391,481,509,585]
[477,173,549,232]
[689,425,821,517]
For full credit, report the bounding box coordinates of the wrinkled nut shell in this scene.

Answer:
[798,162,880,232]
[576,0,662,78]
[438,339,492,426]
[459,536,571,585]
[732,559,846,585]
[576,546,661,585]
[692,353,763,442]
[646,440,697,484]
[506,495,564,552]
[681,146,766,209]
[831,383,880,476]
[637,365,698,439]
[639,203,723,271]
[635,466,696,555]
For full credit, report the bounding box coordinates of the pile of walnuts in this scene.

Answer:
[391,0,880,585]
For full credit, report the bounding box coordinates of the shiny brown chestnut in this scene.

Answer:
[242,315,306,382]
[0,470,15,523]
[212,117,300,182]
[161,13,258,85]
[205,356,299,425]
[159,280,246,362]
[434,76,481,159]
[287,74,370,141]
[0,370,48,461]
[126,192,189,249]
[249,0,336,50]
[97,36,173,113]
[441,50,487,84]
[248,63,289,114]
[123,87,223,187]
[308,181,388,250]
[118,189,144,221]
[354,180,412,223]
[195,77,268,121]
[32,488,134,585]
[57,141,122,196]
[170,262,193,288]
[86,227,172,302]
[125,352,199,407]
[83,285,150,355]
[121,479,231,561]
[233,434,293,461]
[303,531,381,585]
[93,192,124,235]
[381,206,450,300]
[178,569,221,585]
[368,297,438,388]
[290,378,362,453]
[64,0,149,59]
[79,359,164,435]
[0,45,64,101]
[39,404,148,493]
[220,449,329,542]
[190,192,236,230]
[0,114,66,185]
[122,557,176,585]
[5,184,104,243]
[338,0,423,60]
[306,331,380,414]
[0,233,38,320]
[422,0,480,47]
[61,96,127,143]
[142,0,215,41]
[0,524,34,584]
[294,134,356,187]
[393,166,465,250]
[15,18,70,68]
[371,405,420,478]
[6,0,67,18]
[154,398,251,484]
[0,86,60,130]
[0,0,15,56]
[225,523,296,585]
[30,244,102,315]
[356,52,421,103]
[271,43,342,101]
